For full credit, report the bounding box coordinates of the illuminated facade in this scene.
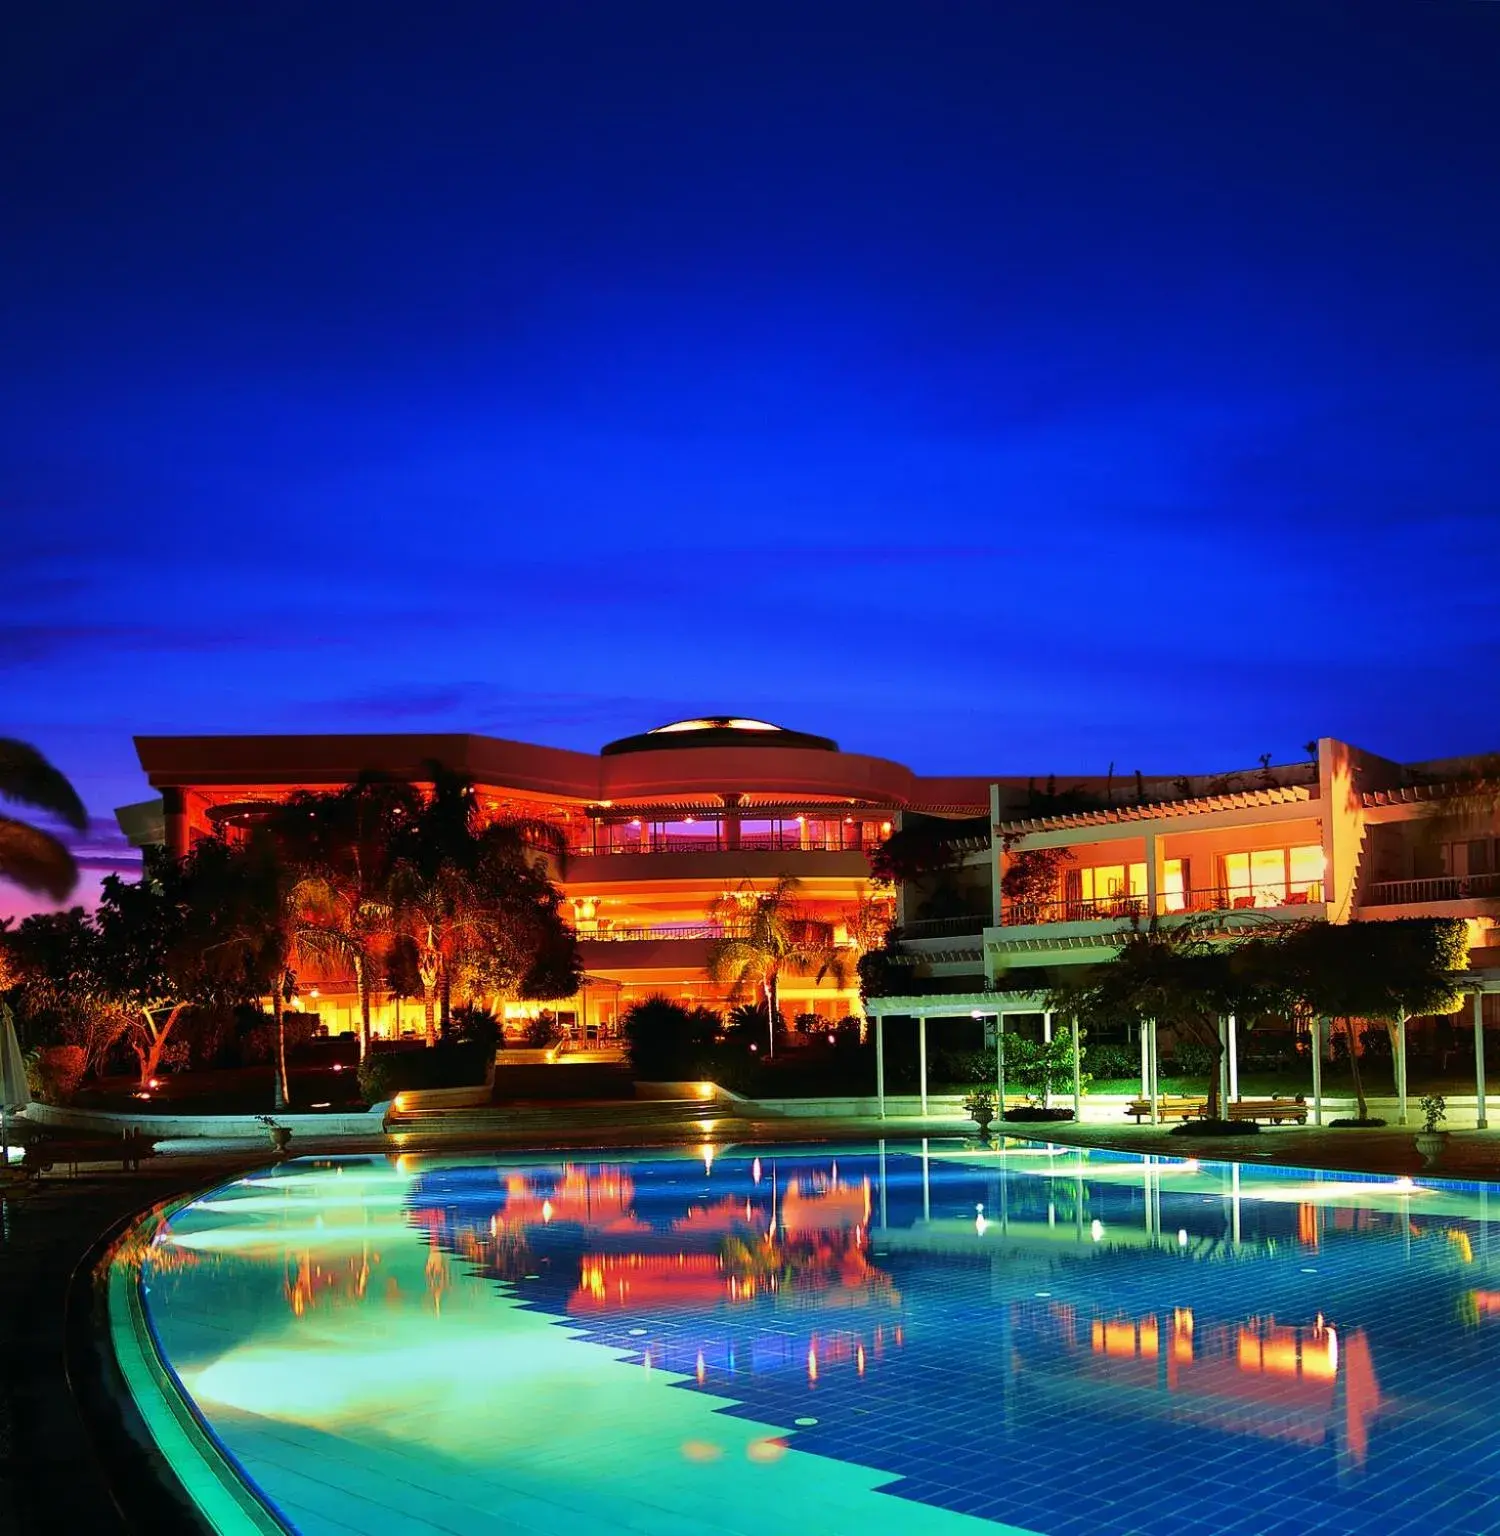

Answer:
[119,717,993,1039]
[118,724,1500,1042]
[886,735,1500,993]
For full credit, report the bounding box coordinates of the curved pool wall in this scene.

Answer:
[104,1195,292,1534]
[112,1142,1500,1536]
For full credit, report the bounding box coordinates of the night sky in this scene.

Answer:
[5,1,1498,914]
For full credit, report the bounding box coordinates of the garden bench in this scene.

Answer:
[22,1130,156,1177]
[1125,1095,1208,1123]
[1227,1097,1308,1124]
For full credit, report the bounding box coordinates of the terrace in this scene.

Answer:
[570,810,890,857]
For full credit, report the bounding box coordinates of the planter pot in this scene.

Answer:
[1414,1130,1448,1168]
[971,1114,995,1137]
[268,1126,293,1156]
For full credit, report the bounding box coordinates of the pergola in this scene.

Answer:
[866,970,1500,1128]
[863,991,1082,1121]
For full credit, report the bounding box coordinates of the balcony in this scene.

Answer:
[1363,873,1500,908]
[570,830,870,856]
[894,913,990,941]
[1000,883,1325,927]
[575,922,724,943]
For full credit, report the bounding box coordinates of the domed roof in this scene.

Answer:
[601,717,839,756]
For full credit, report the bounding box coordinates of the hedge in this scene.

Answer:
[357,1043,493,1102]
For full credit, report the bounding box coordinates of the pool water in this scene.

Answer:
[133,1143,1500,1535]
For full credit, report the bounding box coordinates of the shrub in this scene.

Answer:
[446,1004,501,1054]
[1169,1118,1261,1137]
[1168,1042,1216,1076]
[1085,1042,1138,1080]
[241,1012,319,1065]
[26,1044,86,1103]
[356,1043,492,1102]
[934,1048,994,1086]
[523,1011,564,1049]
[1330,1116,1389,1128]
[1001,1106,1076,1123]
[793,1012,822,1036]
[621,995,721,1081]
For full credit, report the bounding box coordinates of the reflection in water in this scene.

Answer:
[131,1146,1500,1536]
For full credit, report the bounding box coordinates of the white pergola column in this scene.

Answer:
[1311,1017,1324,1126]
[1217,1016,1230,1116]
[918,1016,929,1117]
[1071,1014,1082,1121]
[1396,1009,1409,1127]
[1148,1018,1160,1126]
[997,1014,1008,1117]
[1139,1023,1150,1118]
[1476,990,1488,1131]
[1042,1011,1054,1106]
[875,1014,886,1120]
[1227,1012,1240,1103]
[1144,830,1161,917]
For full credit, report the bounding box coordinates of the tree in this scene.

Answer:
[1269,917,1469,1120]
[386,766,578,1042]
[95,851,199,1086]
[270,775,418,1059]
[1000,844,1075,924]
[867,816,977,920]
[1048,918,1278,1119]
[1000,1030,1088,1109]
[0,907,126,1072]
[705,876,849,1057]
[95,841,291,1092]
[0,739,88,901]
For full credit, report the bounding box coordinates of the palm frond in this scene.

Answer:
[0,740,87,831]
[0,816,79,900]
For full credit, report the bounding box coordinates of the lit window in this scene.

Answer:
[1161,858,1186,912]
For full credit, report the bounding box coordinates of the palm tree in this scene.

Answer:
[0,739,88,900]
[386,765,577,1042]
[705,876,849,1058]
[272,776,418,1059]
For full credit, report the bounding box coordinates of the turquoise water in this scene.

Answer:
[134,1143,1500,1535]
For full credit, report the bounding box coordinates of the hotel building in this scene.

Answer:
[117,722,1500,1042]
[117,718,992,1039]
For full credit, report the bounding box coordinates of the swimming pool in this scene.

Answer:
[117,1142,1500,1535]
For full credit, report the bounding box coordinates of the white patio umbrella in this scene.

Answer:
[0,1006,30,1165]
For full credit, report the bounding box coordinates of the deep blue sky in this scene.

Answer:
[4,0,1498,911]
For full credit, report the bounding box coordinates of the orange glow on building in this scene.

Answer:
[123,720,989,1041]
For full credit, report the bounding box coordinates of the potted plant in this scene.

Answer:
[1415,1094,1448,1168]
[258,1115,293,1157]
[963,1089,998,1137]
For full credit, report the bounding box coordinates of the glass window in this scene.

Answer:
[1288,845,1324,897]
[1161,858,1186,912]
[1223,845,1324,907]
[1250,849,1286,902]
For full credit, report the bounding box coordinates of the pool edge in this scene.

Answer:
[92,1182,291,1535]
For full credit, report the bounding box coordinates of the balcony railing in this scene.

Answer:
[575,923,724,943]
[569,831,869,856]
[1364,873,1500,907]
[1001,883,1325,927]
[895,914,990,940]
